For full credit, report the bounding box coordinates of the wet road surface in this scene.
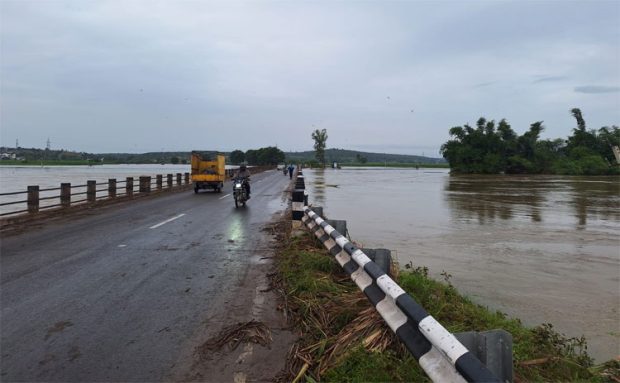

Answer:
[1,169,291,381]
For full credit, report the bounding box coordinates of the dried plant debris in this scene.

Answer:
[317,307,400,375]
[196,320,272,359]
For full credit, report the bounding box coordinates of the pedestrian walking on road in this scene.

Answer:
[288,164,294,179]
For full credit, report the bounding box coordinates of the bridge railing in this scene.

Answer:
[290,168,507,383]
[0,172,192,217]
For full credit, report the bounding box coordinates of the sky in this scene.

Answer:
[1,0,619,156]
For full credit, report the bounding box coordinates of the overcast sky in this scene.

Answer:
[1,0,619,156]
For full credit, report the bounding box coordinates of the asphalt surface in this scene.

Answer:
[0,169,292,382]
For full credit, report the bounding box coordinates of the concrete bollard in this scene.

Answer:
[326,218,345,235]
[27,185,39,213]
[60,183,71,207]
[184,172,189,184]
[139,176,151,193]
[167,174,173,188]
[87,180,96,203]
[108,179,116,198]
[126,177,134,197]
[176,173,182,186]
[362,248,392,277]
[311,206,324,218]
[455,330,513,383]
[156,175,163,191]
[292,189,305,228]
[295,175,305,189]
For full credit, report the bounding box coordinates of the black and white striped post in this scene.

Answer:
[302,207,501,383]
[291,167,305,229]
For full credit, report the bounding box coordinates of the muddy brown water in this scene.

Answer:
[303,167,620,362]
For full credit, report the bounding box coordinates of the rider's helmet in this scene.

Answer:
[239,163,247,171]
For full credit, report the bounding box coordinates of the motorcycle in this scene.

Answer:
[232,177,250,207]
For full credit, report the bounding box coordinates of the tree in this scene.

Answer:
[230,150,245,165]
[170,156,179,164]
[311,128,328,167]
[245,149,258,165]
[244,147,285,165]
[255,146,285,165]
[571,108,586,132]
[441,110,616,175]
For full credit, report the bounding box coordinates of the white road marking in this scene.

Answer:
[118,244,127,248]
[149,213,186,229]
[219,193,231,200]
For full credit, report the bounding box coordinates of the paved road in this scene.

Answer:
[0,169,292,382]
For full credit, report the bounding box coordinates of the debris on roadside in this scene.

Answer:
[196,320,273,359]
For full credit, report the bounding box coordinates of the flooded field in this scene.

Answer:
[304,167,620,361]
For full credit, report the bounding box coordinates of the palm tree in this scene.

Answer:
[571,108,586,132]
[311,129,328,167]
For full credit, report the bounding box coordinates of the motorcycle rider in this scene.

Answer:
[234,163,251,197]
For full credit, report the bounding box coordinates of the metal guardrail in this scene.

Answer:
[290,169,504,383]
[0,172,192,217]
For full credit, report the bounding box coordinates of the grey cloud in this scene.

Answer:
[533,76,568,83]
[472,81,497,88]
[574,86,620,94]
[1,1,619,154]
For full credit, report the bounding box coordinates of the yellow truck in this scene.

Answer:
[191,151,226,193]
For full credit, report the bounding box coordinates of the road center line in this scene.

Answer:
[219,193,231,200]
[149,213,186,229]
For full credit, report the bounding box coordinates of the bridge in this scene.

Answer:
[0,169,293,381]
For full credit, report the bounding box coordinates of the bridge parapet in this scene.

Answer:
[1,172,192,218]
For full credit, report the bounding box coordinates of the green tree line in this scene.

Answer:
[229,146,285,166]
[440,108,619,175]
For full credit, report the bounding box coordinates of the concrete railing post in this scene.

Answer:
[295,175,305,189]
[108,179,116,198]
[176,173,182,186]
[87,180,96,203]
[184,172,189,184]
[139,176,151,193]
[167,174,173,188]
[60,183,71,207]
[292,189,305,228]
[126,177,134,197]
[156,175,163,191]
[362,248,392,277]
[27,185,39,213]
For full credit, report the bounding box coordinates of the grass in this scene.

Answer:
[274,230,619,382]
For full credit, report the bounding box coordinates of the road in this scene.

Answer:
[0,169,294,382]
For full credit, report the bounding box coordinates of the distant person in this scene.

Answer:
[288,164,294,179]
[234,164,251,197]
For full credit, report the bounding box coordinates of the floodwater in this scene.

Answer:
[303,167,620,362]
[0,164,238,215]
